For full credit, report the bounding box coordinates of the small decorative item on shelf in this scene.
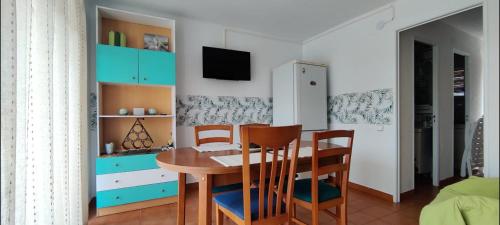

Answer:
[105,142,114,155]
[167,138,174,148]
[147,108,157,115]
[118,108,128,115]
[121,119,154,152]
[108,30,126,47]
[160,139,175,151]
[133,108,145,116]
[144,33,169,51]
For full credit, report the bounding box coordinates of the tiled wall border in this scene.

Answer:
[89,88,393,129]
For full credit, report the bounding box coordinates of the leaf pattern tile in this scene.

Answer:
[176,95,273,126]
[328,88,393,125]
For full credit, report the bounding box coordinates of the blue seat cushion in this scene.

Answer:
[293,178,341,203]
[212,183,243,194]
[214,188,285,220]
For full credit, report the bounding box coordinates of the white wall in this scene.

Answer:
[302,6,398,197]
[86,2,302,197]
[399,20,484,193]
[302,0,498,200]
[85,0,97,202]
[484,0,499,178]
[174,17,302,148]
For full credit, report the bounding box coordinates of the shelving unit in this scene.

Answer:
[97,83,176,153]
[95,6,177,216]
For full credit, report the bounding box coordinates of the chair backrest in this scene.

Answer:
[311,130,354,202]
[238,123,270,144]
[193,124,233,146]
[240,125,302,224]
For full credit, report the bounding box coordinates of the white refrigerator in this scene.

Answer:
[272,60,328,131]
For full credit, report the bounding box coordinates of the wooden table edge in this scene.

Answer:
[156,159,242,175]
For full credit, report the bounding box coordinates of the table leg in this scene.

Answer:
[198,174,213,225]
[177,173,186,225]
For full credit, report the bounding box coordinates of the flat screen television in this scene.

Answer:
[203,46,250,81]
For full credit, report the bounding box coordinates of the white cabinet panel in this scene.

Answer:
[273,61,327,130]
[296,63,328,130]
[96,168,177,191]
[272,62,296,126]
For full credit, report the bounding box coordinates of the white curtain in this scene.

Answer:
[1,0,88,224]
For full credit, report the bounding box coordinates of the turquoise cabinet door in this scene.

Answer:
[138,49,176,85]
[97,44,139,84]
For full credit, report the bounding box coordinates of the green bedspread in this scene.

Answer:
[420,176,499,225]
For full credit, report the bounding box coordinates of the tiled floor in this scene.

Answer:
[89,185,440,225]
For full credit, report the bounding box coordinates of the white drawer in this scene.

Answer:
[96,168,177,191]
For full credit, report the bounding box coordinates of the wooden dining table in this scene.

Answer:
[156,141,341,225]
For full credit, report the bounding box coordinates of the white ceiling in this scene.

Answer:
[98,0,394,42]
[440,7,483,38]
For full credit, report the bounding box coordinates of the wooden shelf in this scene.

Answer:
[101,18,172,50]
[98,148,166,158]
[99,114,174,118]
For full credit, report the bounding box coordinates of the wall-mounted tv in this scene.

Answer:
[202,46,251,81]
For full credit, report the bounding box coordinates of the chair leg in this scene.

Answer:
[338,203,347,225]
[311,208,319,225]
[216,204,223,225]
[288,203,296,225]
[335,206,342,225]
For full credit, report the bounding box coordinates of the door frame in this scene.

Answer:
[395,3,483,202]
[452,49,471,176]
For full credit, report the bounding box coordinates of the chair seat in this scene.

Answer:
[212,183,243,194]
[293,178,341,203]
[214,188,286,220]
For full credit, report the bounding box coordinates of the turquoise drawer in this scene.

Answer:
[96,154,159,175]
[96,181,178,208]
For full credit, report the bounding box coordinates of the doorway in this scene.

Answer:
[414,41,435,187]
[398,6,484,201]
[453,53,467,176]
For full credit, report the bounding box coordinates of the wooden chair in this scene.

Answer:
[238,123,270,144]
[194,124,243,194]
[214,125,302,225]
[194,124,233,146]
[290,130,354,225]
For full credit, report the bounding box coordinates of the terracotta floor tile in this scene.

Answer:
[88,210,141,225]
[362,219,390,225]
[348,201,371,214]
[348,198,380,213]
[88,185,434,225]
[358,205,399,219]
[348,211,378,225]
[398,206,423,220]
[380,212,419,225]
[140,205,178,225]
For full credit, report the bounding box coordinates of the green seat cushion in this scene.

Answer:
[212,183,243,194]
[440,176,499,199]
[293,178,341,203]
[420,177,499,225]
